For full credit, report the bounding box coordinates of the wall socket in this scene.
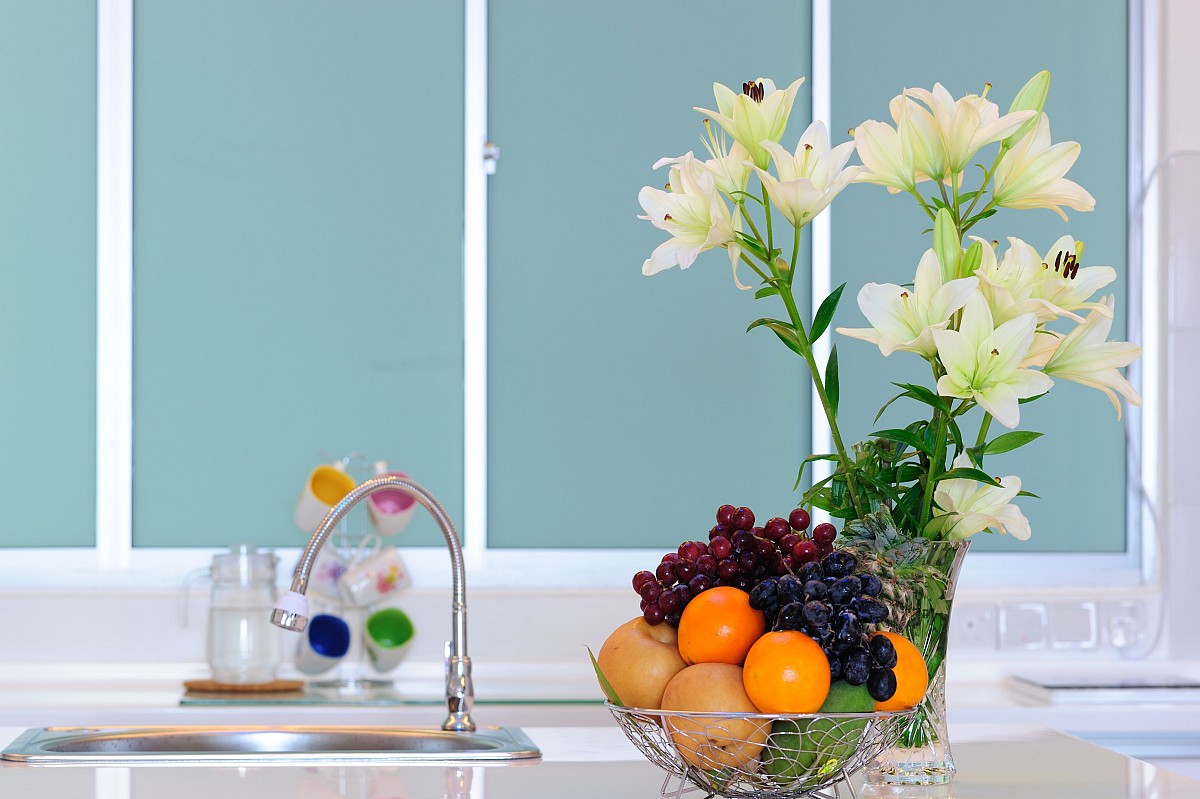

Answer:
[949,602,998,651]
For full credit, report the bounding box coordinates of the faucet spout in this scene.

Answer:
[271,475,474,733]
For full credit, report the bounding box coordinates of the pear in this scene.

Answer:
[597,617,688,709]
[660,662,770,770]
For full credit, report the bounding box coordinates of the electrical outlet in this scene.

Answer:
[1001,603,1049,649]
[950,602,997,651]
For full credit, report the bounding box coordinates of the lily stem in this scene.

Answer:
[768,252,866,518]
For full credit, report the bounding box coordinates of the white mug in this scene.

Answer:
[366,468,418,537]
[364,607,415,672]
[338,545,410,607]
[305,545,350,604]
[293,613,351,675]
[294,464,356,534]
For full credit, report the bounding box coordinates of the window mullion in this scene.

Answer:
[95,0,134,569]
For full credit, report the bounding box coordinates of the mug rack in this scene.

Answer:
[295,451,415,700]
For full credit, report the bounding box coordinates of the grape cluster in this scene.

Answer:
[630,504,839,627]
[747,552,898,702]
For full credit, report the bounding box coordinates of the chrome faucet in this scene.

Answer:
[271,475,474,733]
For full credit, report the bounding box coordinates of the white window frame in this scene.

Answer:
[0,0,1158,595]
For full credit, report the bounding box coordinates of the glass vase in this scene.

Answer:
[866,538,971,786]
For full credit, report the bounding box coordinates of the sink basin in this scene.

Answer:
[1,725,541,765]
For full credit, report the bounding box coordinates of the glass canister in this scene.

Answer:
[207,545,284,684]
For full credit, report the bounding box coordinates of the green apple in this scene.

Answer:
[761,680,875,783]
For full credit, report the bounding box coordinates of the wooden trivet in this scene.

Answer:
[184,679,305,694]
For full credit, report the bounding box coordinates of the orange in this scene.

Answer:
[741,630,830,713]
[873,631,929,711]
[676,586,766,666]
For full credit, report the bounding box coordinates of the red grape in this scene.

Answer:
[812,522,837,545]
[732,506,755,531]
[655,561,676,582]
[696,553,717,576]
[632,570,655,593]
[764,517,790,540]
[792,539,819,563]
[789,507,811,531]
[639,580,663,602]
[716,504,736,525]
[709,536,732,558]
[643,604,665,624]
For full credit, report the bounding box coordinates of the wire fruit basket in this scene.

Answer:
[607,702,916,799]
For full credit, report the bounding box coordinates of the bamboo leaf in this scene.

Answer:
[934,467,1001,485]
[871,428,934,456]
[892,382,952,414]
[810,283,847,342]
[983,430,1044,455]
[825,345,840,419]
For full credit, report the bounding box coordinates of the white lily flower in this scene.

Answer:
[695,77,805,170]
[837,249,978,358]
[901,83,1035,179]
[853,117,920,194]
[974,235,1116,325]
[992,114,1096,220]
[639,153,737,276]
[752,122,860,227]
[933,293,1054,428]
[925,453,1031,541]
[1034,235,1118,315]
[1042,295,1142,418]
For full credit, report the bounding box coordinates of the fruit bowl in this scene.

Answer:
[607,702,916,799]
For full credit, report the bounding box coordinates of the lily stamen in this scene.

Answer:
[742,80,765,103]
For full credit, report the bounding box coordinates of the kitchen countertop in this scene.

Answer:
[1,723,1199,798]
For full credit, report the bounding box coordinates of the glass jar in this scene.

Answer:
[206,545,283,684]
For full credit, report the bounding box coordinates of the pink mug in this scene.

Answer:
[367,467,418,537]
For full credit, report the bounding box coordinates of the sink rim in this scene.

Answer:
[1,724,542,766]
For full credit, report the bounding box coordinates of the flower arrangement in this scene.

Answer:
[637,71,1140,544]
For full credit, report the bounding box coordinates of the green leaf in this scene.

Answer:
[825,345,840,419]
[754,285,780,300]
[736,233,770,262]
[871,428,933,456]
[934,467,1001,485]
[860,471,906,507]
[983,430,1044,455]
[810,283,847,342]
[587,646,624,706]
[1017,489,1041,499]
[747,318,805,357]
[1019,392,1049,405]
[965,208,998,226]
[946,416,965,454]
[892,382,951,414]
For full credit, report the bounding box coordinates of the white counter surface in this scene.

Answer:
[1,723,1199,799]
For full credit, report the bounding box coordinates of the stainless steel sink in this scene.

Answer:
[1,725,541,765]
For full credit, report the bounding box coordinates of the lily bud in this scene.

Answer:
[1002,70,1051,150]
[933,207,961,282]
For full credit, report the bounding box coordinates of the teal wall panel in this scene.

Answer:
[487,1,814,548]
[829,0,1129,552]
[132,1,465,548]
[0,1,97,547]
